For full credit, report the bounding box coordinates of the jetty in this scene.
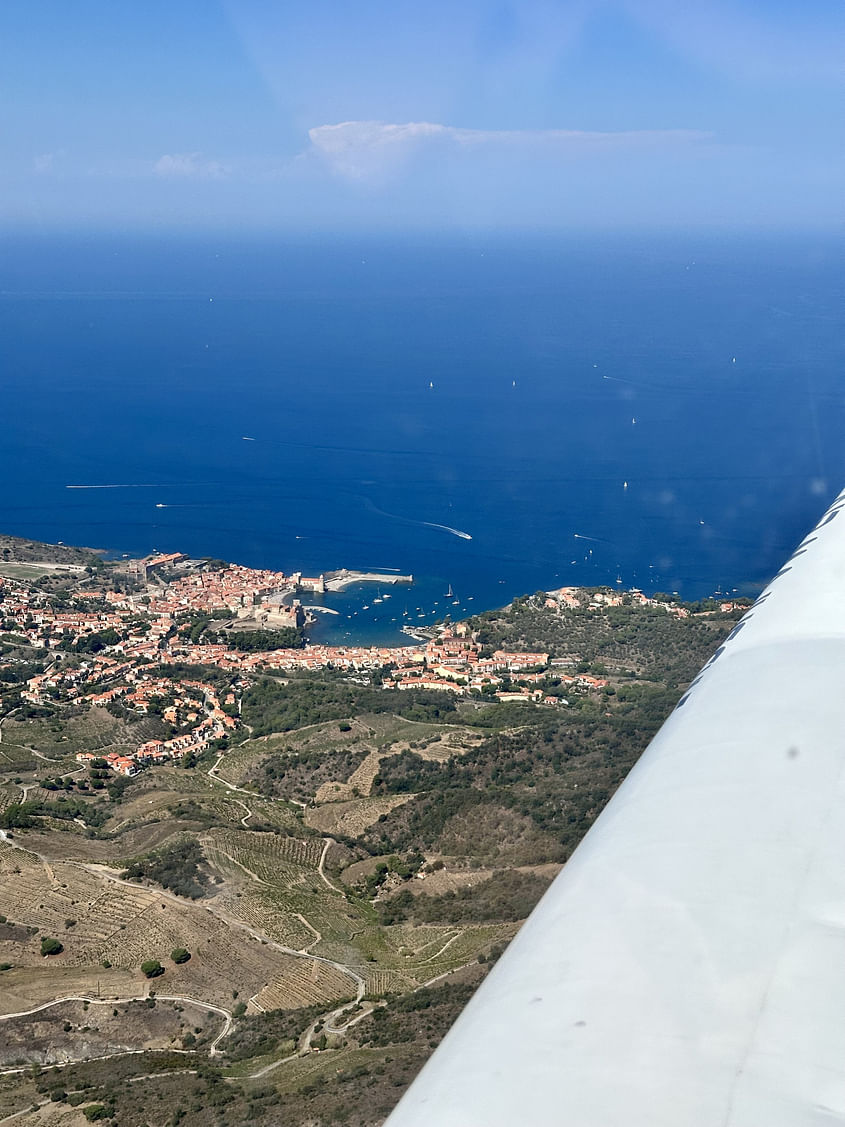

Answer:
[324,569,413,592]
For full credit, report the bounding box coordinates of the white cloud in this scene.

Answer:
[306,122,450,181]
[153,152,230,179]
[307,121,711,181]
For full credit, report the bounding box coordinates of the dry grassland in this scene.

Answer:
[395,861,561,898]
[0,1096,86,1127]
[304,794,414,837]
[314,720,482,804]
[216,717,370,788]
[19,821,210,865]
[221,716,481,807]
[0,966,142,1015]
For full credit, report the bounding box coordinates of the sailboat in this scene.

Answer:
[445,583,454,598]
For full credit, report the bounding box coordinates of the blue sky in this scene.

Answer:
[2,0,842,231]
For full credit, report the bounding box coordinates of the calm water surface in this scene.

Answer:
[2,232,843,643]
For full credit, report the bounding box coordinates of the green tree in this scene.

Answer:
[83,1105,110,1121]
[40,937,63,957]
[141,959,164,979]
[1,804,35,829]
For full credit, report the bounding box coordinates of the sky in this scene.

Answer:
[1,0,843,232]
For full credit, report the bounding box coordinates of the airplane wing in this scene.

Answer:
[386,491,845,1126]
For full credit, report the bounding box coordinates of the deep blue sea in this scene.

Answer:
[2,231,843,644]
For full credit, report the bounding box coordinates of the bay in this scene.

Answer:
[1,231,843,643]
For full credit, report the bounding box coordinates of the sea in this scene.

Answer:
[2,230,843,645]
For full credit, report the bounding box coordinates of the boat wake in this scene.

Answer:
[419,520,472,541]
[67,483,173,490]
[361,498,472,541]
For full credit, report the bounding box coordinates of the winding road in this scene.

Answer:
[0,721,472,1093]
[0,992,233,1073]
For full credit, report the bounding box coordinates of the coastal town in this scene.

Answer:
[0,549,740,782]
[0,535,752,1127]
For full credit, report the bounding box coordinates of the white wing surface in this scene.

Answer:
[386,491,845,1126]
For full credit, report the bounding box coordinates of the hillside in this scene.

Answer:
[0,546,746,1127]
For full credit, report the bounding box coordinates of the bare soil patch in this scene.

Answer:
[0,997,219,1066]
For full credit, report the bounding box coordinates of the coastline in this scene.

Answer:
[0,530,760,652]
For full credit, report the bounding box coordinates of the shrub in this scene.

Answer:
[122,840,208,900]
[84,1104,110,1121]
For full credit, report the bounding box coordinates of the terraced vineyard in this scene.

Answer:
[205,828,324,879]
[344,921,519,987]
[0,837,42,878]
[214,884,319,951]
[251,953,357,1011]
[359,966,417,996]
[0,847,178,971]
[16,784,70,804]
[0,708,166,762]
[0,783,20,811]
